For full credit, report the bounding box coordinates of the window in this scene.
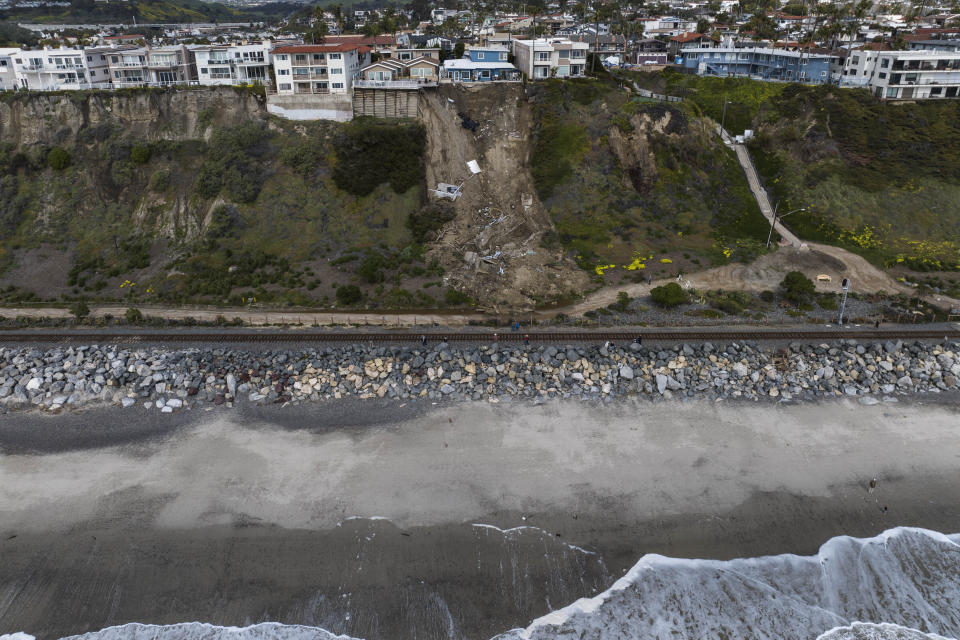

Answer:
[279,82,291,90]
[332,82,343,88]
[276,54,288,61]
[536,52,550,61]
[294,68,309,75]
[278,69,290,75]
[329,53,341,60]
[558,49,569,59]
[878,72,886,79]
[852,56,860,65]
[500,52,507,61]
[330,68,342,74]
[201,68,208,74]
[477,52,484,59]
[931,86,942,95]
[294,54,307,63]
[211,68,231,79]
[886,86,898,98]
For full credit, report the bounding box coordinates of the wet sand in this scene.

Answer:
[1,398,959,639]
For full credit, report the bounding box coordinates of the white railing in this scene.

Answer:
[353,79,435,89]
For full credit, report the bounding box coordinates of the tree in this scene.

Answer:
[70,299,91,321]
[696,18,711,33]
[779,271,815,304]
[453,41,465,58]
[650,282,688,308]
[125,307,144,324]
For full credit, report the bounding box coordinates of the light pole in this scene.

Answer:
[766,202,805,249]
[720,96,729,137]
[837,277,850,326]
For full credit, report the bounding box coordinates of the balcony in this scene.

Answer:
[292,72,329,80]
[147,60,180,69]
[353,79,436,89]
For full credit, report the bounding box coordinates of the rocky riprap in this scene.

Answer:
[0,340,958,413]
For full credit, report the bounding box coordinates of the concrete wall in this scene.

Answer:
[266,92,353,121]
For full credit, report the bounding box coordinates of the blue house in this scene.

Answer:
[678,46,834,84]
[443,47,519,82]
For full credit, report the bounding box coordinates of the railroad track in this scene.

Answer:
[0,328,958,344]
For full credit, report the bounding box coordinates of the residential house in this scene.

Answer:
[271,43,367,94]
[386,47,441,62]
[679,46,834,84]
[908,39,960,52]
[443,46,518,81]
[357,56,439,85]
[844,49,960,99]
[668,32,717,59]
[566,34,627,57]
[0,48,20,90]
[106,44,196,87]
[512,38,589,79]
[12,45,113,90]
[194,41,272,86]
[432,8,459,24]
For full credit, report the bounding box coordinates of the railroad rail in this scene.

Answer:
[0,328,958,344]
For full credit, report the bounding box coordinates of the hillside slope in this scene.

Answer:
[629,70,960,274]
[526,76,769,287]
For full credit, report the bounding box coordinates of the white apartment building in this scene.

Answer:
[512,38,589,79]
[106,44,196,88]
[841,49,960,99]
[194,41,272,86]
[271,43,367,95]
[11,46,112,90]
[0,48,19,91]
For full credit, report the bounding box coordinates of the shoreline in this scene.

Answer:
[2,398,960,639]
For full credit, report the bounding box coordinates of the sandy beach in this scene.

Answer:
[1,398,959,639]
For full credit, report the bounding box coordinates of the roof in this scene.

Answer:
[670,32,708,42]
[323,35,396,46]
[271,44,362,54]
[444,59,517,69]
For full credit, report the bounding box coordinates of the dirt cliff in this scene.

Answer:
[419,84,589,312]
[0,87,267,147]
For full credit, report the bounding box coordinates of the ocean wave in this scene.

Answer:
[495,527,960,640]
[816,622,956,640]
[56,622,361,640]
[8,528,959,640]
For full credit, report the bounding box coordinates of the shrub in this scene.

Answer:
[149,169,171,192]
[407,203,456,243]
[125,307,144,323]
[279,141,324,176]
[335,284,362,306]
[357,252,386,284]
[650,282,688,308]
[609,291,630,312]
[47,147,71,170]
[780,271,815,304]
[69,299,90,320]
[759,290,775,303]
[817,294,838,310]
[130,145,151,164]
[444,288,473,306]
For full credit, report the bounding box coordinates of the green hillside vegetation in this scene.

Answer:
[0,0,299,24]
[0,115,468,310]
[630,70,960,272]
[529,75,768,284]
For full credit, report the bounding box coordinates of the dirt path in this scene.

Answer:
[551,242,960,317]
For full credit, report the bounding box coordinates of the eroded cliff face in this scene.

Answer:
[0,87,267,146]
[419,84,589,311]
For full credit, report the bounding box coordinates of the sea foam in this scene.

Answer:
[494,527,960,640]
[16,528,960,640]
